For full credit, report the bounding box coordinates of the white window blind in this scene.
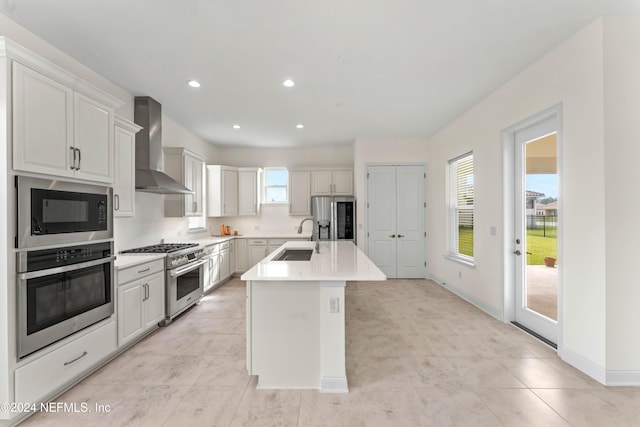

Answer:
[448,153,474,260]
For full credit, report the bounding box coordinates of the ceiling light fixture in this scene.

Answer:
[233,124,241,129]
[296,124,304,129]
[187,80,201,88]
[282,79,295,87]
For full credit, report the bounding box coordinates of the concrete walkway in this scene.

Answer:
[526,265,558,320]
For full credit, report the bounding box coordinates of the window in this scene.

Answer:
[448,152,474,262]
[263,167,288,204]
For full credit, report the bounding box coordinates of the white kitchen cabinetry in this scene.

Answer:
[235,238,248,273]
[14,320,116,405]
[207,165,238,217]
[238,167,261,216]
[229,239,236,274]
[12,61,119,183]
[311,170,353,196]
[117,259,165,347]
[113,116,142,217]
[205,245,220,292]
[248,239,268,268]
[289,171,311,216]
[267,239,287,255]
[219,241,232,281]
[164,148,205,217]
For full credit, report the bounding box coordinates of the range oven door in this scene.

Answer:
[166,259,206,321]
[17,256,114,359]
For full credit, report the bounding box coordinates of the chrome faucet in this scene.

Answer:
[297,217,313,234]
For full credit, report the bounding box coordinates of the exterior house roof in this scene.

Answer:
[525,190,545,199]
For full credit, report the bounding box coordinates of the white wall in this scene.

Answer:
[353,138,429,251]
[428,20,608,371]
[603,16,640,374]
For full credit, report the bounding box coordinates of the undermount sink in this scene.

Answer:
[273,249,313,261]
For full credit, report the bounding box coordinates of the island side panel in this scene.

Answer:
[250,280,322,389]
[319,281,348,393]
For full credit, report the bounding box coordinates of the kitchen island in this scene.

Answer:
[241,240,386,393]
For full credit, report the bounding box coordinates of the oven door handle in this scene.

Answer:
[18,256,116,280]
[169,259,207,278]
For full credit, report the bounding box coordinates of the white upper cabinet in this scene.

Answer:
[13,62,74,178]
[238,167,261,216]
[289,171,311,216]
[113,116,142,217]
[311,170,353,196]
[12,61,119,183]
[73,92,113,182]
[207,165,238,217]
[164,148,205,217]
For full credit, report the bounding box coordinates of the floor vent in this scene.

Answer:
[511,322,557,349]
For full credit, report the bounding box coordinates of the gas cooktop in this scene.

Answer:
[120,243,198,254]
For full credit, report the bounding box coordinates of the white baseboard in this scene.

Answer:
[605,370,640,386]
[427,274,502,321]
[558,347,606,385]
[320,376,349,393]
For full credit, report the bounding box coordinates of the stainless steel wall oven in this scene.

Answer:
[17,241,115,359]
[16,176,112,248]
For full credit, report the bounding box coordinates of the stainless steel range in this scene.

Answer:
[121,243,212,324]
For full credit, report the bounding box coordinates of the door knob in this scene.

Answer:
[513,250,521,256]
[389,234,396,238]
[397,234,405,238]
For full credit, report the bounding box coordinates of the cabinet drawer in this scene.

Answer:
[117,259,164,285]
[248,239,267,246]
[15,321,116,404]
[267,239,287,246]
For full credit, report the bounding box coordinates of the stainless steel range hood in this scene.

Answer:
[134,96,194,194]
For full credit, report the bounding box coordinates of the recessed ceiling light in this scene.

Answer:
[282,79,295,87]
[233,124,241,129]
[187,80,201,88]
[296,124,304,129]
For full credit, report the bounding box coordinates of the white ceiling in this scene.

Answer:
[1,1,639,148]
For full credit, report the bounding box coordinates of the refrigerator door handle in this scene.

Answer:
[330,201,336,241]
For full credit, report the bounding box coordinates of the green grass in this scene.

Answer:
[458,226,474,257]
[457,225,556,265]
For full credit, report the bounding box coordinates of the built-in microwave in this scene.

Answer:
[16,176,112,248]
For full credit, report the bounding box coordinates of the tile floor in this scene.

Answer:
[20,278,640,426]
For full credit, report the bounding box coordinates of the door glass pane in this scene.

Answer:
[524,134,558,321]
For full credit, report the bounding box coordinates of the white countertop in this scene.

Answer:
[114,253,166,270]
[241,241,386,282]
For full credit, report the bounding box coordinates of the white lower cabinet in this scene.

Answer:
[267,239,287,255]
[15,320,116,404]
[117,261,165,347]
[220,242,231,281]
[205,245,220,292]
[248,240,268,268]
[235,239,248,273]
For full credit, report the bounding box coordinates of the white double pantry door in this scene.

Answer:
[367,165,426,279]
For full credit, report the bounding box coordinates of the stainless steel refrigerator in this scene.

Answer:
[311,196,356,242]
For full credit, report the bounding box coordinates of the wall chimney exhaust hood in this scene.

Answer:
[134,96,194,195]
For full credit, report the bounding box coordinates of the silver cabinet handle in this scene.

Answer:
[76,148,81,170]
[64,351,88,366]
[114,194,120,211]
[397,234,405,238]
[145,283,149,301]
[137,267,150,274]
[70,147,77,170]
[389,234,396,238]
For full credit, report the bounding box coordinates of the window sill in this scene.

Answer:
[261,202,289,207]
[444,254,476,268]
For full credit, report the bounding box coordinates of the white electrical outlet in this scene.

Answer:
[329,297,340,313]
